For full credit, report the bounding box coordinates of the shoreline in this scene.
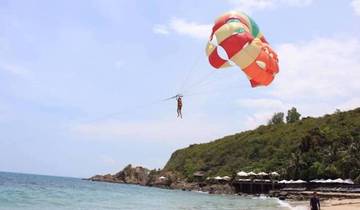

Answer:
[158,186,360,210]
[191,189,360,210]
[88,179,360,210]
[289,198,360,210]
[86,164,360,209]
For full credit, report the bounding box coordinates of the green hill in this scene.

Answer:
[164,108,360,183]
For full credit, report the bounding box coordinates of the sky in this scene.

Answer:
[0,0,359,178]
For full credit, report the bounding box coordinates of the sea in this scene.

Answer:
[0,171,301,210]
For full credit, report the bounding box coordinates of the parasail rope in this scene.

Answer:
[81,98,167,123]
[177,53,202,95]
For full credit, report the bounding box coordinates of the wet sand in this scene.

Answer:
[290,198,360,210]
[322,199,360,210]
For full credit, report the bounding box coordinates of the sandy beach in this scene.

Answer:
[291,199,360,210]
[322,199,360,210]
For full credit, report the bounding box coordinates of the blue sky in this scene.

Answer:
[0,0,359,177]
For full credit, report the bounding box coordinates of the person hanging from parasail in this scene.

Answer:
[176,94,183,119]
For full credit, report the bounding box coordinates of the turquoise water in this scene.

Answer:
[0,172,291,210]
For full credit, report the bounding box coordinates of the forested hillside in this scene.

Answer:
[164,108,360,183]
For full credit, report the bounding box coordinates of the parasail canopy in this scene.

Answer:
[206,11,279,87]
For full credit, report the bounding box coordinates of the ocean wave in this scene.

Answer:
[276,199,308,210]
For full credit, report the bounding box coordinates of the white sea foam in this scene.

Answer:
[192,190,208,194]
[276,198,308,210]
[251,194,268,200]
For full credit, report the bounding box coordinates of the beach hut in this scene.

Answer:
[257,172,269,180]
[257,172,268,176]
[237,171,248,177]
[293,180,307,184]
[279,179,297,184]
[222,176,231,181]
[279,180,306,191]
[205,176,214,183]
[270,172,280,177]
[193,171,206,182]
[332,178,344,183]
[255,172,269,193]
[344,179,354,185]
[247,171,257,176]
[286,180,294,184]
[310,178,356,190]
[212,176,221,182]
[213,176,227,184]
[237,178,252,182]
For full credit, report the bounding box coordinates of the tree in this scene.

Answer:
[268,112,284,125]
[286,107,301,123]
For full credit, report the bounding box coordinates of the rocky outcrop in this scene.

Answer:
[114,164,150,185]
[88,164,186,188]
[88,174,123,183]
[203,184,235,194]
[87,164,150,185]
[87,165,234,194]
[169,181,235,194]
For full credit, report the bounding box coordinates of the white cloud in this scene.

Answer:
[0,37,8,53]
[227,0,313,13]
[338,97,360,111]
[273,38,360,100]
[243,111,274,129]
[351,0,360,15]
[0,63,29,77]
[72,116,231,144]
[227,0,275,11]
[153,18,212,40]
[99,155,117,166]
[114,60,124,68]
[153,0,314,39]
[169,18,212,39]
[152,24,170,35]
[237,99,287,129]
[237,98,286,110]
[239,37,360,129]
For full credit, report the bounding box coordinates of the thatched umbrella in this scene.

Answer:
[237,171,248,177]
[293,179,307,184]
[344,179,354,184]
[247,171,257,176]
[222,176,231,181]
[270,172,280,176]
[257,172,268,176]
